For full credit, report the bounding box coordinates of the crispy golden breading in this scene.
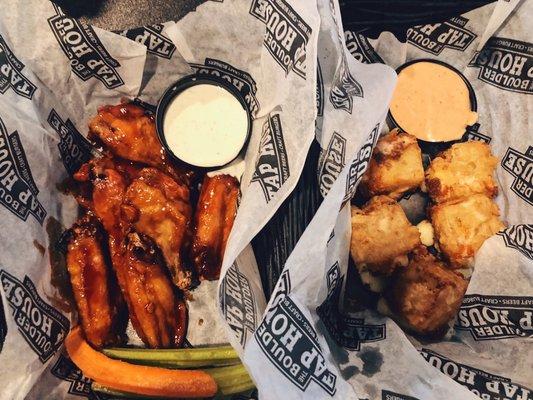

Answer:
[388,246,468,335]
[430,194,504,267]
[426,141,498,203]
[350,196,420,274]
[360,131,424,199]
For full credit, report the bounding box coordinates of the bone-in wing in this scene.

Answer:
[117,232,188,348]
[88,103,165,168]
[66,213,126,348]
[88,103,193,185]
[90,164,187,348]
[191,175,239,280]
[124,168,193,290]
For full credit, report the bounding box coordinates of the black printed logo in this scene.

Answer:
[52,354,107,399]
[469,37,532,94]
[0,270,69,362]
[48,109,93,175]
[316,61,324,117]
[382,390,419,400]
[0,294,6,353]
[344,123,381,203]
[251,113,290,202]
[0,35,37,99]
[116,24,176,59]
[464,123,491,143]
[132,97,157,113]
[345,31,383,64]
[256,271,338,395]
[318,132,346,197]
[317,263,385,350]
[421,349,533,400]
[456,294,533,340]
[48,5,124,89]
[407,16,476,55]
[219,263,257,347]
[249,0,311,79]
[191,58,260,116]
[501,146,533,206]
[272,270,291,302]
[329,58,363,114]
[327,229,335,244]
[0,118,46,224]
[498,225,533,260]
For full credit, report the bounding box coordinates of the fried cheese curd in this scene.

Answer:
[425,141,498,203]
[350,196,421,275]
[360,130,424,199]
[387,246,468,335]
[430,194,504,267]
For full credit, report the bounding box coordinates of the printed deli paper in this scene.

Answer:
[0,0,364,399]
[243,0,530,399]
[0,0,526,400]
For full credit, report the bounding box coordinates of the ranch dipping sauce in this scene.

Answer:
[389,61,478,142]
[162,83,249,168]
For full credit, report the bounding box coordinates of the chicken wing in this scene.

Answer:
[117,232,188,348]
[426,141,498,203]
[123,168,193,290]
[88,103,164,168]
[429,194,504,267]
[89,163,188,348]
[360,130,424,199]
[88,102,193,185]
[350,196,420,274]
[191,175,239,280]
[387,246,468,335]
[66,213,127,348]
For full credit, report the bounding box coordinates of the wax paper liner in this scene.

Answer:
[0,0,341,398]
[239,0,531,399]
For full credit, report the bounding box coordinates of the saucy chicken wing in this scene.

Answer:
[118,232,188,348]
[88,102,192,185]
[191,175,239,280]
[66,213,126,348]
[124,168,193,290]
[85,161,188,348]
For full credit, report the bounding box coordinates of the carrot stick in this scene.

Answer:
[65,326,217,398]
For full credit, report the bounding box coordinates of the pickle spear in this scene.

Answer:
[103,345,240,368]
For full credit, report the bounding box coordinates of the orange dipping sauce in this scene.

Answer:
[389,61,478,142]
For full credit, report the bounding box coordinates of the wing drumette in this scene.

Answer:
[65,213,127,348]
[191,175,239,280]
